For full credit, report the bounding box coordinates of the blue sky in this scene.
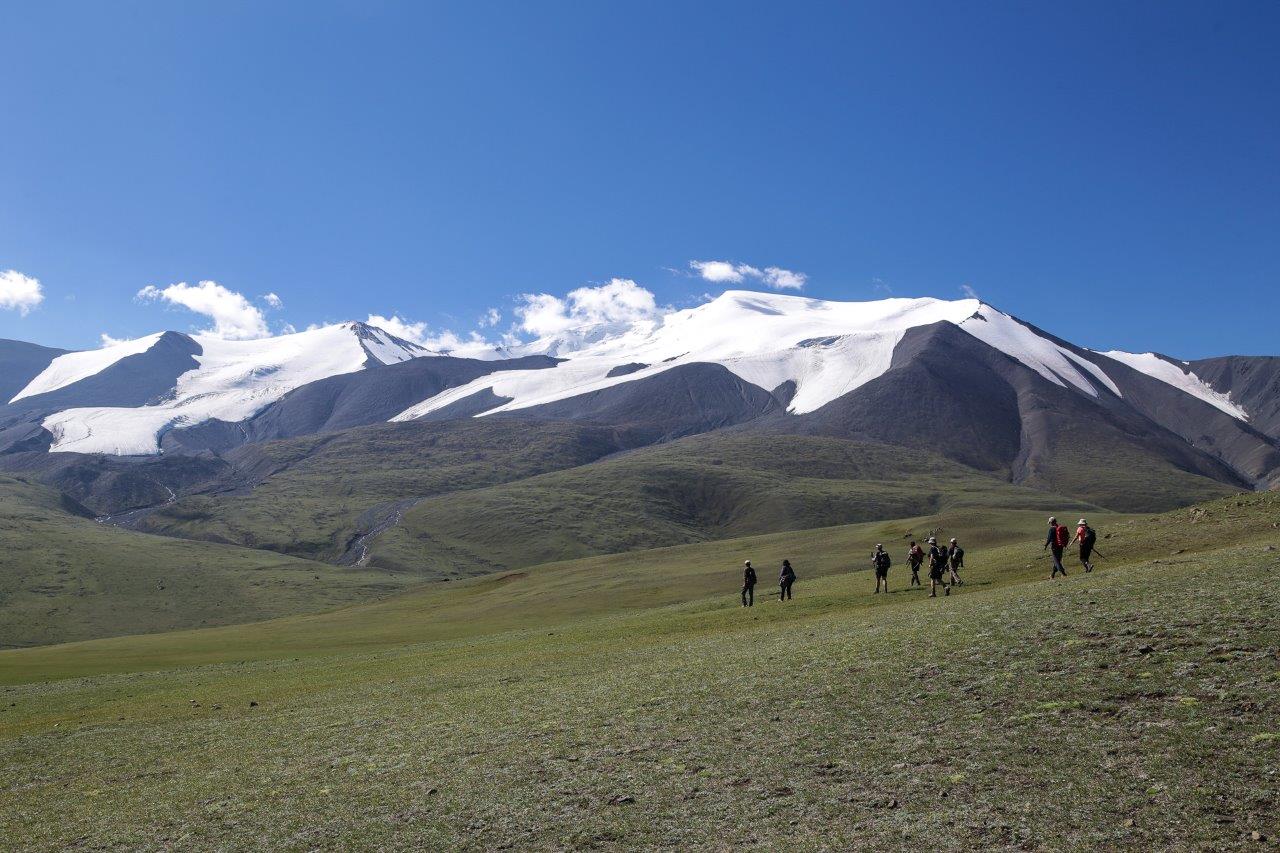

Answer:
[1,1,1276,356]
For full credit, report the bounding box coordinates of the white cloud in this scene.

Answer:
[421,329,498,358]
[137,281,270,339]
[960,283,980,300]
[366,313,428,343]
[365,313,499,358]
[515,278,663,337]
[763,266,807,290]
[262,292,283,309]
[689,260,746,283]
[0,270,44,315]
[689,260,806,290]
[99,333,128,347]
[478,307,502,327]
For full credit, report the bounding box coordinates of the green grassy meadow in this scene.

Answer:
[0,475,412,649]
[2,492,1276,849]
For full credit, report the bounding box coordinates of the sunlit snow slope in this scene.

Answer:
[392,291,1121,422]
[1098,350,1249,420]
[10,291,1259,457]
[39,323,425,455]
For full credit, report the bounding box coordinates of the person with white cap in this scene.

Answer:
[871,543,891,594]
[1071,518,1098,573]
[947,537,965,587]
[741,560,757,607]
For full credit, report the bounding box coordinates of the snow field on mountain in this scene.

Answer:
[9,333,164,403]
[42,324,419,455]
[1099,350,1249,420]
[395,292,1132,422]
[958,307,1121,397]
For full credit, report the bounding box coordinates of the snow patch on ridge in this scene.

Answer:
[1098,350,1249,420]
[10,333,165,403]
[959,307,1121,397]
[42,323,424,455]
[394,293,1136,424]
[396,292,980,420]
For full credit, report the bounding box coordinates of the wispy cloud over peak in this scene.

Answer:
[689,260,807,290]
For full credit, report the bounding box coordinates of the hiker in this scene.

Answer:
[947,537,965,587]
[1044,516,1069,578]
[927,537,949,597]
[1071,518,1097,573]
[742,560,757,607]
[779,559,796,601]
[906,541,924,587]
[872,544,891,594]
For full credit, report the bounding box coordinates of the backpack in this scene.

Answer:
[1083,525,1097,547]
[875,552,891,570]
[950,546,964,563]
[1053,524,1070,549]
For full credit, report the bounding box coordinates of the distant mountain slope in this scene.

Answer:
[132,419,642,561]
[0,474,412,647]
[365,433,1095,576]
[6,331,201,412]
[0,291,1273,524]
[1,322,431,455]
[1189,356,1280,477]
[492,361,785,444]
[759,321,1253,510]
[0,338,68,407]
[162,354,559,454]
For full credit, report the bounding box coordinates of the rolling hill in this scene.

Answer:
[1,493,1275,849]
[0,474,411,648]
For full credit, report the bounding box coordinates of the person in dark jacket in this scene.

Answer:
[947,537,965,587]
[741,560,757,607]
[927,537,949,598]
[1044,517,1068,579]
[906,541,924,587]
[872,544,891,594]
[779,559,796,601]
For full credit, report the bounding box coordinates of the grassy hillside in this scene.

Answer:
[0,493,1275,849]
[1017,418,1240,512]
[0,475,410,648]
[372,434,1096,575]
[136,419,632,560]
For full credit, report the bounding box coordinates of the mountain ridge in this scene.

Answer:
[1,291,1275,514]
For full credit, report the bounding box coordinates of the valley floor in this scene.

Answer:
[1,496,1278,850]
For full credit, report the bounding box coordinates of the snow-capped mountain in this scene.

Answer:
[4,322,428,455]
[393,292,1123,421]
[1,291,1276,495]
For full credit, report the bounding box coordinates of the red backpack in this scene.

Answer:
[1053,524,1070,549]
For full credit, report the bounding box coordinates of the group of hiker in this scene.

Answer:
[1046,515,1099,576]
[738,516,1101,606]
[878,536,964,598]
[739,559,794,606]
